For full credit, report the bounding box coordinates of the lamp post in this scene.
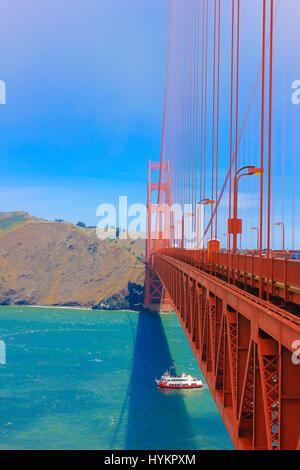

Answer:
[197,199,214,249]
[222,233,229,251]
[230,166,263,254]
[172,218,181,248]
[181,213,194,249]
[274,222,285,252]
[250,227,259,251]
[170,224,175,247]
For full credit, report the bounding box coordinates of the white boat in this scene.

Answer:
[155,368,203,389]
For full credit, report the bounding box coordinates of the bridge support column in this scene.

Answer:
[143,160,172,312]
[144,262,172,312]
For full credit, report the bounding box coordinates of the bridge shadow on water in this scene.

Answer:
[122,310,198,450]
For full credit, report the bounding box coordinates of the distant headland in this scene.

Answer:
[0,211,145,310]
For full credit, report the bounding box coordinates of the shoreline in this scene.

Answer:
[27,304,93,311]
[0,304,142,313]
[0,304,174,314]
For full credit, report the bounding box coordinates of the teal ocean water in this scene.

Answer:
[0,306,233,450]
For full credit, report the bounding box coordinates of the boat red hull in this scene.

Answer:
[157,383,203,389]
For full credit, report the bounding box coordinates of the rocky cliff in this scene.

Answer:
[0,212,145,309]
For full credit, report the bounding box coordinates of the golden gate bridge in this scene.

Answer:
[144,0,300,450]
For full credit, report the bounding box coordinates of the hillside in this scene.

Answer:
[0,211,42,231]
[0,212,145,309]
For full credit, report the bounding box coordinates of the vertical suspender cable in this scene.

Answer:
[203,0,209,246]
[292,98,296,250]
[259,0,266,299]
[194,0,200,251]
[233,0,240,279]
[211,0,217,244]
[266,0,274,301]
[155,0,174,253]
[199,0,205,248]
[228,0,235,282]
[215,0,221,240]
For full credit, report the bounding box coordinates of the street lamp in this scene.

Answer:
[274,222,285,252]
[222,233,229,250]
[250,227,259,251]
[181,213,194,249]
[199,199,215,205]
[197,199,215,249]
[229,166,263,254]
[170,224,175,247]
[173,216,183,247]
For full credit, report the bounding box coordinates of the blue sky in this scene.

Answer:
[0,0,169,225]
[0,0,298,248]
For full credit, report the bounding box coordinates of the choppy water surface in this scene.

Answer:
[0,306,233,449]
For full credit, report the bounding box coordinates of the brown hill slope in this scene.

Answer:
[0,214,145,309]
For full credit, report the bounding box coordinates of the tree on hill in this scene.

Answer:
[76,221,86,228]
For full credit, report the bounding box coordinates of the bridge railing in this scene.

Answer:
[158,248,300,307]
